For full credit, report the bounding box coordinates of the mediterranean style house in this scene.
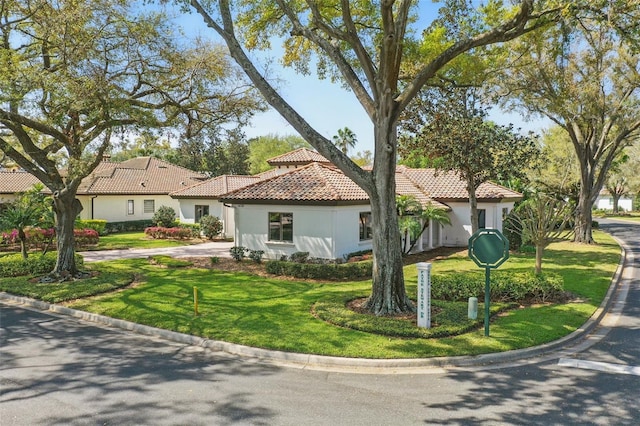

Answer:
[2,148,521,260]
[213,149,522,260]
[1,157,207,222]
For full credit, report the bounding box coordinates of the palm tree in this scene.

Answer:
[0,185,52,259]
[332,127,357,155]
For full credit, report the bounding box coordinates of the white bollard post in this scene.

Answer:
[416,262,432,329]
[468,297,478,319]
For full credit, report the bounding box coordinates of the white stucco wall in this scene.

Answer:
[441,201,514,247]
[595,195,633,212]
[0,194,18,205]
[231,200,515,258]
[176,199,234,238]
[77,195,180,223]
[232,203,373,260]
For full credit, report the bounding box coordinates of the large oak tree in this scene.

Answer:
[399,87,540,234]
[496,6,640,243]
[182,0,562,315]
[0,0,263,278]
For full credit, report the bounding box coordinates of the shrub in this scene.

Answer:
[0,252,84,277]
[75,219,107,235]
[74,228,99,247]
[199,215,223,239]
[178,222,201,238]
[104,220,154,234]
[144,227,192,239]
[265,259,372,280]
[344,249,373,261]
[289,251,310,263]
[248,249,264,263]
[152,206,177,228]
[430,270,565,304]
[502,211,522,251]
[230,246,248,261]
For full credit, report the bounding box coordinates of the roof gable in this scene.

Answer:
[266,148,330,166]
[78,157,207,195]
[397,167,522,201]
[220,163,369,205]
[170,175,261,198]
[0,171,41,194]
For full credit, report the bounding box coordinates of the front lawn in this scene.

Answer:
[91,231,204,250]
[0,231,621,359]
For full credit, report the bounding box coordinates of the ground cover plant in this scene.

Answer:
[29,231,616,358]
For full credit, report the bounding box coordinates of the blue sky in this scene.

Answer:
[175,4,551,154]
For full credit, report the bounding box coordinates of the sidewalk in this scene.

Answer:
[78,241,234,262]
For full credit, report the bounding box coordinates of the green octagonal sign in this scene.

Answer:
[468,229,509,269]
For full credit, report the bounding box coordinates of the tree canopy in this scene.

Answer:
[182,0,565,315]
[495,5,640,242]
[399,87,540,233]
[0,0,263,276]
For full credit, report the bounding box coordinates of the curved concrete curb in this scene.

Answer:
[0,237,630,374]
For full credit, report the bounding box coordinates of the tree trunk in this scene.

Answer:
[52,190,83,277]
[468,179,479,234]
[535,243,544,275]
[363,122,414,316]
[612,194,620,214]
[573,176,595,244]
[18,229,28,259]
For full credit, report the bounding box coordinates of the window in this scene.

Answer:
[127,200,134,215]
[195,205,209,223]
[269,212,293,242]
[359,212,372,241]
[143,199,155,214]
[478,209,486,229]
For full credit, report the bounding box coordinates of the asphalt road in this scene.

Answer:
[1,220,638,425]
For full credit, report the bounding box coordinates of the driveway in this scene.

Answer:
[78,240,234,262]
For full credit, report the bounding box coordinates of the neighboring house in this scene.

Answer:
[170,174,263,238]
[0,170,41,207]
[595,189,633,212]
[217,150,522,260]
[74,157,207,222]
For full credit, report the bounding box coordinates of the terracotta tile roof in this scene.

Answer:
[266,148,330,166]
[220,162,453,209]
[220,163,370,205]
[170,175,262,198]
[395,173,450,210]
[397,167,522,201]
[77,157,207,195]
[0,170,41,194]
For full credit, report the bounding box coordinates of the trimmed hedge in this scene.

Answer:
[144,226,196,239]
[104,220,154,234]
[0,252,84,277]
[75,219,107,235]
[431,270,565,303]
[265,259,373,280]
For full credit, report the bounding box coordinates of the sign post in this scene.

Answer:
[416,263,432,329]
[468,229,510,336]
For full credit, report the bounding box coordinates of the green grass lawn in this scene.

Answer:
[31,230,618,359]
[92,232,203,250]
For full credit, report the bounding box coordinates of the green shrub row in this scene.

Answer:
[431,270,565,303]
[265,260,372,280]
[75,219,107,235]
[104,220,154,234]
[0,252,84,277]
